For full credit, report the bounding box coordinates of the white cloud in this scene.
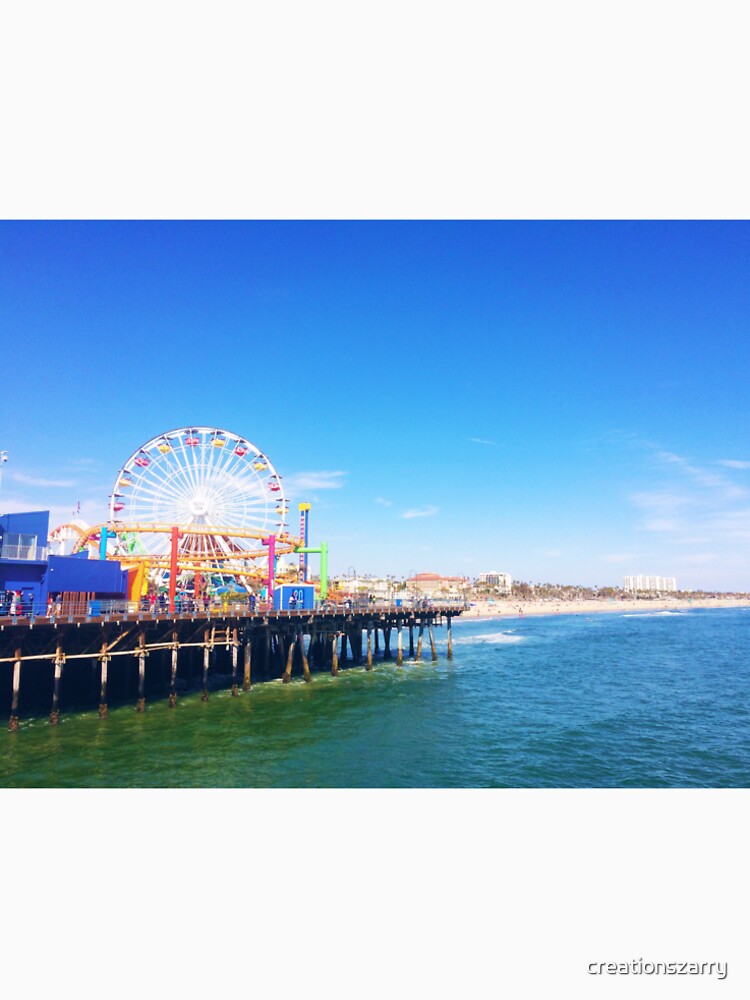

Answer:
[283,471,346,494]
[400,505,439,519]
[643,517,683,533]
[630,491,689,510]
[8,471,77,488]
[717,459,750,470]
[374,497,392,506]
[621,448,750,585]
[654,450,746,495]
[655,450,685,465]
[1,493,108,530]
[629,445,750,559]
[674,552,715,566]
[470,437,496,446]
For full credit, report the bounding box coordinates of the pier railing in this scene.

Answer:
[0,597,467,625]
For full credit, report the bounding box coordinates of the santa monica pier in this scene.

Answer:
[0,427,462,730]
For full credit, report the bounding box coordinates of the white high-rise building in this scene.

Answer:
[623,575,677,592]
[477,572,512,592]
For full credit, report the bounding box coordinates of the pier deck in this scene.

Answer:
[1,603,464,727]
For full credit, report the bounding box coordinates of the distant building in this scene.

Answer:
[476,571,512,592]
[406,573,469,597]
[334,576,392,599]
[623,575,677,593]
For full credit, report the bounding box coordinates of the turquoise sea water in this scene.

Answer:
[2,607,749,787]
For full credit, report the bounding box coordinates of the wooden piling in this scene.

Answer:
[50,644,64,725]
[168,635,178,707]
[447,616,453,660]
[231,627,239,696]
[409,626,415,658]
[416,624,424,662]
[397,623,403,666]
[428,624,438,662]
[383,627,391,660]
[331,634,339,675]
[283,634,296,683]
[243,637,252,691]
[98,642,109,719]
[136,633,147,712]
[201,628,210,701]
[366,625,373,670]
[9,649,22,731]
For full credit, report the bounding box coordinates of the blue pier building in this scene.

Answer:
[0,511,128,615]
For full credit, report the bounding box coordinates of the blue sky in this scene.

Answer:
[2,220,749,589]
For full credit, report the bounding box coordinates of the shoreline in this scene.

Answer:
[462,597,750,619]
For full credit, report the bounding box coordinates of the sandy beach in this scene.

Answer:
[463,597,750,618]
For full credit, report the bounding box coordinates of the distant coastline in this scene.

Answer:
[464,597,750,618]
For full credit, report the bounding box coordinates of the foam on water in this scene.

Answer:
[621,611,689,618]
[454,631,525,644]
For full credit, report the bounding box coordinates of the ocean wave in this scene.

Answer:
[455,631,525,644]
[621,611,687,618]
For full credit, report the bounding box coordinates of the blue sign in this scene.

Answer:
[274,584,315,610]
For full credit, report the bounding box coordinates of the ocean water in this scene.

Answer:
[2,607,749,787]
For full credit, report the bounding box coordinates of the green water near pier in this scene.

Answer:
[2,661,446,787]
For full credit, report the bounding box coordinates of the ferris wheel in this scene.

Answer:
[106,426,289,574]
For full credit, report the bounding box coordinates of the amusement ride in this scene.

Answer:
[52,427,310,603]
